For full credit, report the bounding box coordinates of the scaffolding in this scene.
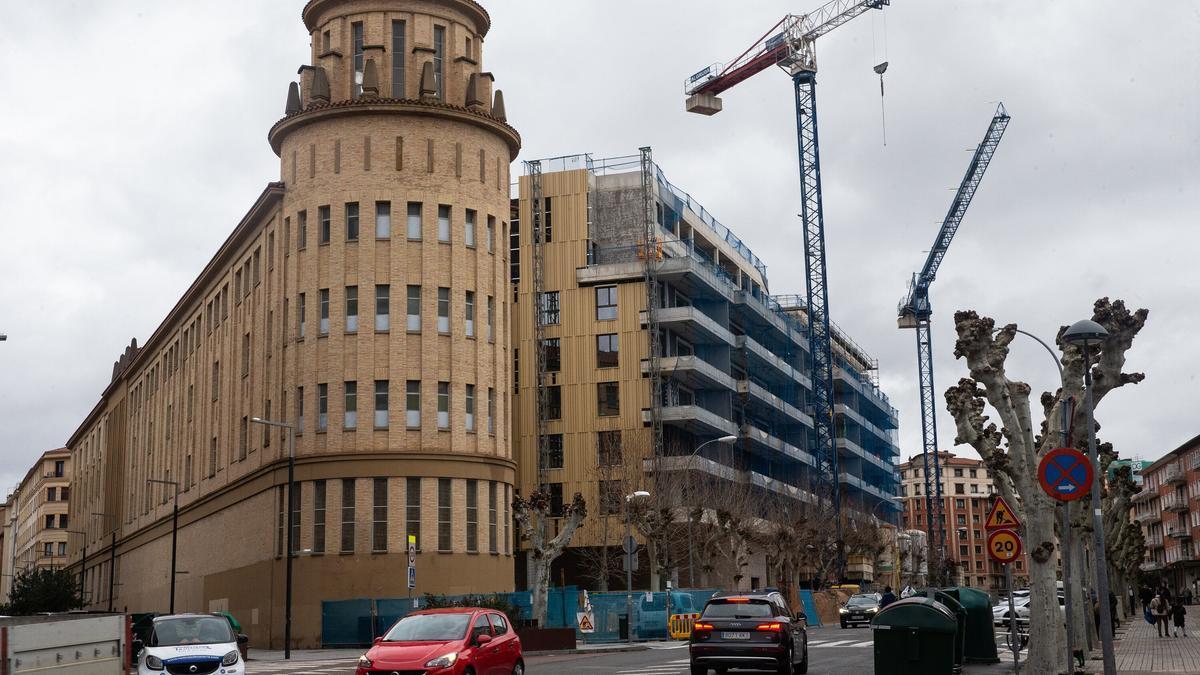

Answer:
[527,160,550,490]
[640,147,665,468]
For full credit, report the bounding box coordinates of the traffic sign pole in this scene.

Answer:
[1007,563,1020,674]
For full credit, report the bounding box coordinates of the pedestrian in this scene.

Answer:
[1172,598,1187,637]
[879,586,897,609]
[1187,588,1194,607]
[1152,593,1170,638]
[1141,586,1154,612]
[1109,591,1120,630]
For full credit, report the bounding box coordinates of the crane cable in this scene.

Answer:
[872,9,890,146]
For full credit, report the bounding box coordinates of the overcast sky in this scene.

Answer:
[1,1,1197,496]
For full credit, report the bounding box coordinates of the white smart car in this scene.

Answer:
[133,614,244,675]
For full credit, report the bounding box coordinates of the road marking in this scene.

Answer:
[810,639,859,647]
[646,642,689,649]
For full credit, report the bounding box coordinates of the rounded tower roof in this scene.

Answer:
[301,0,492,36]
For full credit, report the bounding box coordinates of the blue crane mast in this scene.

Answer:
[898,104,1010,580]
[685,0,891,580]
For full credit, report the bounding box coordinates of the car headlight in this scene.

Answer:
[357,654,373,668]
[425,651,459,669]
[839,608,848,614]
[145,654,164,670]
[222,650,240,666]
[866,608,878,614]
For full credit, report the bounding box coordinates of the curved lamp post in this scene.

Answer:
[685,435,739,587]
[1064,319,1115,675]
[625,490,650,643]
[251,417,297,659]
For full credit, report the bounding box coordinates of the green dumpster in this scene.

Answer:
[932,590,967,672]
[942,587,1000,664]
[871,597,958,675]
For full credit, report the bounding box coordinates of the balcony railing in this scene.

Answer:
[1167,527,1193,540]
[1134,510,1162,524]
[1163,464,1186,485]
[1162,492,1190,512]
[1146,532,1164,547]
[1140,560,1165,572]
[1132,486,1159,503]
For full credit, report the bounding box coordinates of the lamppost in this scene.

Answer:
[92,512,118,612]
[1063,319,1115,675]
[251,416,297,659]
[64,529,88,595]
[624,490,650,644]
[684,435,738,587]
[0,334,7,341]
[146,478,180,613]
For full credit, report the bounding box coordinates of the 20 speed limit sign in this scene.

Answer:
[987,529,1023,564]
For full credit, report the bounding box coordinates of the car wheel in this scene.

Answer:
[794,650,809,675]
[840,621,847,629]
[776,648,792,674]
[512,660,525,675]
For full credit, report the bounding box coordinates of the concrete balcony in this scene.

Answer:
[1163,493,1190,513]
[1132,487,1159,503]
[835,367,898,427]
[739,380,813,429]
[735,335,810,389]
[839,472,890,501]
[835,403,897,454]
[646,456,816,506]
[837,437,896,475]
[741,423,816,467]
[1167,528,1193,540]
[1135,510,1162,525]
[733,290,808,352]
[1140,560,1165,572]
[1163,464,1187,486]
[1146,532,1165,548]
[644,355,737,393]
[643,307,735,347]
[646,405,739,437]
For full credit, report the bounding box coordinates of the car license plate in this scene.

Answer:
[851,614,864,620]
[723,631,751,640]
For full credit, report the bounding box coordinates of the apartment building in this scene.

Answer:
[65,0,520,648]
[510,154,901,588]
[898,451,1031,590]
[1132,433,1200,593]
[0,448,72,601]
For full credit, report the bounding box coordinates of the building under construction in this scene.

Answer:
[510,152,900,590]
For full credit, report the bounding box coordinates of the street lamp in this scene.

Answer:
[1064,319,1115,675]
[64,529,89,595]
[251,416,297,659]
[0,334,7,341]
[684,435,739,587]
[625,490,651,644]
[92,512,118,612]
[146,478,181,613]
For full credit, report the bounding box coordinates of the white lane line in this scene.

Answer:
[810,639,858,647]
[647,642,690,649]
[850,640,874,647]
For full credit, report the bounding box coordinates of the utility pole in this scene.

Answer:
[147,479,181,614]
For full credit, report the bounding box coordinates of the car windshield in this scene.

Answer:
[702,599,774,619]
[384,613,472,642]
[152,617,234,647]
[847,595,877,607]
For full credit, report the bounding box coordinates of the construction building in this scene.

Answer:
[897,451,1032,590]
[1131,432,1200,594]
[1,448,72,601]
[510,154,901,590]
[64,0,519,648]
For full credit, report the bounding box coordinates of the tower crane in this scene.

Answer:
[898,103,1010,581]
[685,0,890,581]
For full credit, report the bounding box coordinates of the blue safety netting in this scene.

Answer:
[320,598,374,647]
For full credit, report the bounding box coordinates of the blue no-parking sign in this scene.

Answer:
[1038,447,1094,502]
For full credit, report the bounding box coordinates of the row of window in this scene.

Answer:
[276,477,510,556]
[513,381,620,420]
[297,286,495,340]
[293,381,496,434]
[46,486,70,503]
[39,541,69,558]
[538,334,619,372]
[43,514,68,530]
[288,203,497,251]
[533,287,618,324]
[347,20,460,101]
[538,430,624,471]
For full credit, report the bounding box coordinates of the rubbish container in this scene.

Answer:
[932,590,967,672]
[871,597,959,675]
[941,587,1000,664]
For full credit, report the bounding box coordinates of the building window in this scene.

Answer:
[437,478,452,551]
[488,481,498,554]
[539,291,560,325]
[547,483,564,516]
[239,416,248,460]
[242,332,251,376]
[466,384,476,431]
[543,338,561,372]
[406,477,421,551]
[504,485,511,555]
[298,293,306,338]
[433,25,445,99]
[345,286,359,332]
[345,202,360,241]
[376,201,391,239]
[375,285,390,331]
[407,202,422,239]
[600,481,622,515]
[542,434,564,470]
[513,349,519,388]
[969,468,978,478]
[596,286,618,320]
[374,380,389,429]
[211,361,220,400]
[352,22,364,97]
[290,482,302,554]
[486,215,495,253]
[313,480,326,553]
[466,479,478,553]
[47,487,57,502]
[465,291,475,337]
[344,381,357,429]
[341,479,355,553]
[319,288,330,335]
[597,382,620,416]
[373,478,388,552]
[955,498,966,509]
[465,209,477,247]
[407,285,421,331]
[509,211,520,284]
[954,468,964,478]
[598,431,622,466]
[438,205,451,242]
[487,296,495,341]
[437,287,451,333]
[487,388,495,434]
[597,333,619,368]
[298,210,308,249]
[318,383,329,431]
[955,483,965,495]
[547,385,562,420]
[391,21,406,97]
[406,381,421,428]
[297,386,305,432]
[438,382,450,429]
[319,205,331,244]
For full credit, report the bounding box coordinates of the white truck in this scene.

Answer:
[0,614,128,674]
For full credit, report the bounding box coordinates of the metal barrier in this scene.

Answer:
[669,612,702,639]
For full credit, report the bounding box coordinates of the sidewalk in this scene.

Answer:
[1112,611,1200,673]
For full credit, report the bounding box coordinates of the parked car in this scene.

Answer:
[689,590,808,675]
[355,607,523,675]
[132,613,246,675]
[839,593,882,629]
[994,594,1065,625]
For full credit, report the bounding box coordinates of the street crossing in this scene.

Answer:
[244,659,357,674]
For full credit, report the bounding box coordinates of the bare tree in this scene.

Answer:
[512,490,587,626]
[1101,445,1145,620]
[944,298,1147,675]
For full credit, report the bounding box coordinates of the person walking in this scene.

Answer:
[1186,588,1194,607]
[1141,586,1154,612]
[879,586,897,609]
[1172,599,1188,637]
[1152,593,1170,638]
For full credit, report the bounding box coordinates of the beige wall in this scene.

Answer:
[7,449,72,583]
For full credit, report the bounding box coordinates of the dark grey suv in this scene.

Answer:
[689,590,808,675]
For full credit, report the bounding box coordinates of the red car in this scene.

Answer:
[355,607,524,675]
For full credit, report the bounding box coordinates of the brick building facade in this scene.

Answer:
[1132,433,1200,594]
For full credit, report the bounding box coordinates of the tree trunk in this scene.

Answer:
[530,557,550,627]
[1023,512,1064,673]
